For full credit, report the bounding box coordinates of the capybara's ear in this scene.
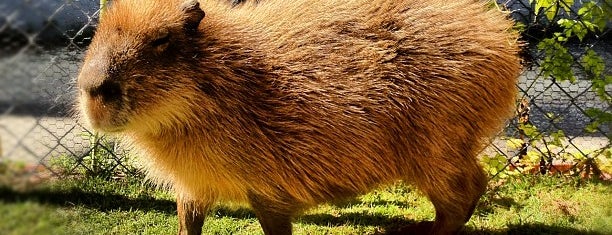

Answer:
[181,0,205,33]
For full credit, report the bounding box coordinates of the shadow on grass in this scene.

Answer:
[0,185,176,214]
[299,212,415,227]
[464,223,608,235]
[0,184,257,218]
[475,195,522,217]
[298,212,608,235]
[331,197,413,209]
[212,206,256,219]
[0,186,606,235]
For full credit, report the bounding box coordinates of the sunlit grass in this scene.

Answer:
[0,175,610,234]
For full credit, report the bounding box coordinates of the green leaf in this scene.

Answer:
[581,49,605,78]
[525,150,542,164]
[519,124,541,140]
[587,74,612,103]
[584,108,612,134]
[585,108,612,123]
[557,18,595,41]
[585,121,601,133]
[481,153,510,176]
[550,130,566,147]
[560,0,574,13]
[513,22,527,33]
[506,138,525,150]
[537,39,575,82]
[533,0,559,21]
[579,1,610,30]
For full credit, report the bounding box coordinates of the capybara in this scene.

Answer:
[76,0,521,234]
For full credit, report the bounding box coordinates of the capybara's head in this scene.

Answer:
[77,0,205,133]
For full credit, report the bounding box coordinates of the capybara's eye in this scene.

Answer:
[151,33,170,51]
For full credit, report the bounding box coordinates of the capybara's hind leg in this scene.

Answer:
[177,196,209,235]
[412,154,487,234]
[248,192,296,235]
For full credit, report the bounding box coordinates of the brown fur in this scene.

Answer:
[76,0,522,234]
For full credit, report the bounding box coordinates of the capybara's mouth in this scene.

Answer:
[80,91,128,133]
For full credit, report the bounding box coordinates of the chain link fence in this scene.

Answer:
[487,0,611,179]
[0,0,135,184]
[0,0,610,184]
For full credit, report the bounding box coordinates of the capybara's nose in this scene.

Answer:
[77,53,121,102]
[90,80,122,102]
[79,77,122,103]
[81,81,121,102]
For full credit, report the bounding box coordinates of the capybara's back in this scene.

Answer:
[76,0,522,234]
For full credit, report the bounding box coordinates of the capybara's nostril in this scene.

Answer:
[89,80,122,102]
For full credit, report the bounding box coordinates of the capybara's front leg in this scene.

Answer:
[177,196,208,235]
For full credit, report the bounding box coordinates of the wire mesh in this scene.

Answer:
[0,0,609,182]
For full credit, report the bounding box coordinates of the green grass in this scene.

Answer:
[0,176,610,235]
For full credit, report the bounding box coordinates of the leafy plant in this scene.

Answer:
[530,0,611,134]
[482,122,611,179]
[50,132,142,179]
[483,0,612,179]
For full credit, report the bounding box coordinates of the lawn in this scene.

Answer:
[0,174,610,235]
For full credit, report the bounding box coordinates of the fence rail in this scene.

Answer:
[0,0,610,183]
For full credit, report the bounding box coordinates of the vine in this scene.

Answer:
[483,0,611,179]
[534,0,611,132]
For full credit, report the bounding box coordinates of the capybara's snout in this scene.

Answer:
[77,57,129,132]
[79,75,123,104]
